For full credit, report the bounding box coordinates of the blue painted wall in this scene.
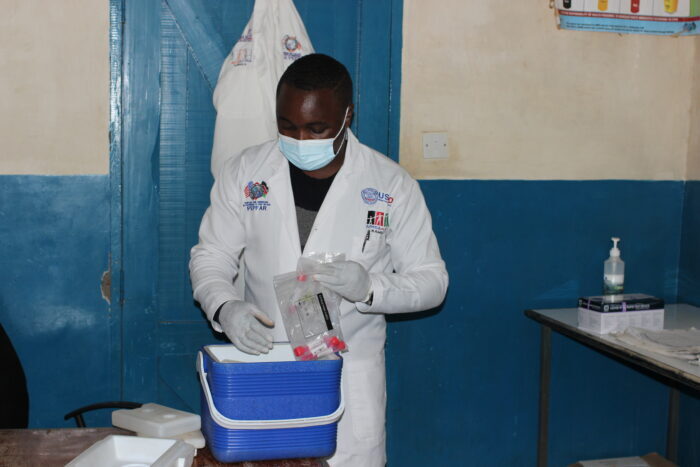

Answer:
[677,180,700,467]
[1,176,696,464]
[679,181,700,306]
[0,175,116,427]
[386,180,683,466]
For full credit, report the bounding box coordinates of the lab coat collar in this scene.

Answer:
[267,129,362,257]
[336,129,361,178]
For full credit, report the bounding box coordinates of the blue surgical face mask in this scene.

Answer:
[278,107,349,171]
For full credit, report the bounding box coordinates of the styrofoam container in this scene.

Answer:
[198,344,343,463]
[65,435,194,467]
[112,403,201,438]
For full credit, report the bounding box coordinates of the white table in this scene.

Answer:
[524,303,700,467]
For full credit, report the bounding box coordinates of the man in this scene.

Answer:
[190,53,448,466]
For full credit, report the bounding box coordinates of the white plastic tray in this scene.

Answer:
[136,429,206,449]
[65,435,194,467]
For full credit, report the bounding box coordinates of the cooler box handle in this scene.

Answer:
[197,351,344,430]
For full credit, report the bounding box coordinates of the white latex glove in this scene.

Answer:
[218,300,275,355]
[313,260,371,303]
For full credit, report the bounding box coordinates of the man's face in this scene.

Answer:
[276,83,351,155]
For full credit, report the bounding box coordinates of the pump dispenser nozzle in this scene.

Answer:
[610,237,621,257]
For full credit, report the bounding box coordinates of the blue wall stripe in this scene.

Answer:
[3,173,699,461]
[387,180,684,466]
[0,175,112,427]
[679,181,700,306]
[678,180,700,467]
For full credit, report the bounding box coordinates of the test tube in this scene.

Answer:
[631,0,640,13]
[598,0,608,11]
[664,0,678,13]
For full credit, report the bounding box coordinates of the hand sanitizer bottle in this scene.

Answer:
[603,237,624,295]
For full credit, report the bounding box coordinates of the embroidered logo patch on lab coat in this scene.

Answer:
[282,35,304,60]
[230,28,253,66]
[243,181,270,212]
[361,187,394,205]
[366,210,389,233]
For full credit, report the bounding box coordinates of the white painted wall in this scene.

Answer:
[688,37,700,181]
[401,1,698,180]
[0,0,109,175]
[0,1,697,180]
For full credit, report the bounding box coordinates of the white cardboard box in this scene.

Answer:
[569,451,676,467]
[578,307,664,334]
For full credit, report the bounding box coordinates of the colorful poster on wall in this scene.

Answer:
[555,0,700,35]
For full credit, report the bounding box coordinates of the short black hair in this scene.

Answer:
[277,53,353,107]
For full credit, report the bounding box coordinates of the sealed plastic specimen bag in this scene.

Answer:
[273,254,348,360]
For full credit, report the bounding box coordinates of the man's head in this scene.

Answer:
[276,54,354,178]
[276,53,353,108]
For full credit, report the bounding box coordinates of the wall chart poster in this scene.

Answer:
[555,0,700,35]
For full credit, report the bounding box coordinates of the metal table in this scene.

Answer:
[524,303,700,467]
[0,427,327,467]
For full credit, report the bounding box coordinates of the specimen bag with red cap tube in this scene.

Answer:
[273,253,348,361]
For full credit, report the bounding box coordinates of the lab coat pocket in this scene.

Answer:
[346,357,386,443]
[351,233,387,268]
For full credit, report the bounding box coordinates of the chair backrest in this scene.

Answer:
[64,401,143,428]
[0,323,29,429]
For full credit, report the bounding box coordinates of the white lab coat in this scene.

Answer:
[211,0,314,177]
[190,130,448,466]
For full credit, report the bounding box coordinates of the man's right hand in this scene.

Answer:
[218,301,275,355]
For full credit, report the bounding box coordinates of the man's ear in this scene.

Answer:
[346,103,355,126]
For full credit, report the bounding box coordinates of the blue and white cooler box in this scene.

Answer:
[197,344,344,463]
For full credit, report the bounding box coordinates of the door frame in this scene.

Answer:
[110,0,163,401]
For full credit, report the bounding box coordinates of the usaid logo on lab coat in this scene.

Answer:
[243,181,271,212]
[361,187,394,205]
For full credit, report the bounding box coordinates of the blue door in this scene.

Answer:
[113,0,401,411]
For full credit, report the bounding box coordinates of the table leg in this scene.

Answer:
[666,387,679,463]
[538,326,551,467]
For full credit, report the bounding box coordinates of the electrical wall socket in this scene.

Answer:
[422,132,449,159]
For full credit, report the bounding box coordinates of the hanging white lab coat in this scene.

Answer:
[211,0,314,177]
[190,131,448,466]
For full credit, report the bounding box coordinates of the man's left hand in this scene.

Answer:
[313,260,371,303]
